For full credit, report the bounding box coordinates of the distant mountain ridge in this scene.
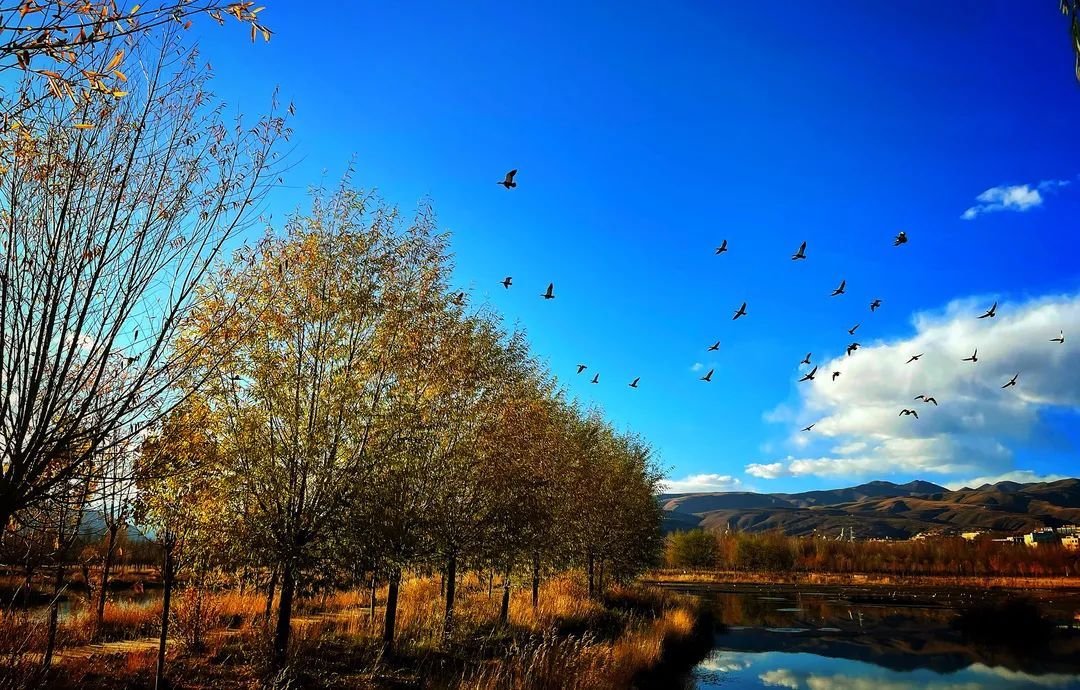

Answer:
[660,478,1080,539]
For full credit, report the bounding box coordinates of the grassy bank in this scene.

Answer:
[0,573,708,689]
[647,568,1080,590]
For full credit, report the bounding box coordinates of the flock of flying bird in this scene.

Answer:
[492,169,1068,433]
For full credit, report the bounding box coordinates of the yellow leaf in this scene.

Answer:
[73,123,95,129]
[130,3,141,14]
[105,50,124,72]
[113,69,127,82]
[112,90,128,98]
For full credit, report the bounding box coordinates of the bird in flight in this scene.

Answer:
[451,291,466,306]
[576,364,587,374]
[978,302,997,319]
[708,341,720,351]
[870,299,882,312]
[906,354,923,364]
[1002,373,1019,389]
[802,423,815,432]
[831,280,846,297]
[846,343,860,356]
[700,368,714,382]
[913,395,938,405]
[541,283,555,300]
[894,231,908,246]
[500,276,513,289]
[848,324,860,335]
[590,373,599,384]
[498,169,518,189]
[899,409,919,419]
[962,348,978,362]
[733,302,747,320]
[629,377,640,388]
[801,353,812,365]
[1051,330,1065,343]
[832,371,841,381]
[799,366,818,382]
[792,241,807,260]
[715,240,728,255]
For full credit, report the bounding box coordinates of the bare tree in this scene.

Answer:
[0,26,286,529]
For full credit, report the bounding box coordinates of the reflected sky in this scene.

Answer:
[692,650,1080,689]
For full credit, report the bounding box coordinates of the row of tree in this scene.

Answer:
[0,3,664,687]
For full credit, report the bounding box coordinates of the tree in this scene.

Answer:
[1064,0,1080,82]
[0,22,285,530]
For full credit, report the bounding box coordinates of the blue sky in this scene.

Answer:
[192,2,1080,493]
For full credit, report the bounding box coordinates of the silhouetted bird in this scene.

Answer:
[576,364,587,374]
[870,299,882,312]
[848,324,860,335]
[1002,372,1019,389]
[541,283,555,300]
[590,373,599,384]
[978,302,997,319]
[733,302,747,320]
[715,239,728,255]
[832,371,841,381]
[831,279,846,297]
[708,341,720,351]
[629,377,640,388]
[1051,330,1065,343]
[962,348,978,362]
[799,366,818,382]
[802,424,815,432]
[899,409,919,419]
[499,169,517,189]
[906,354,923,364]
[700,368,714,382]
[792,241,807,260]
[846,343,860,356]
[894,231,908,246]
[801,352,812,365]
[913,395,938,405]
[500,276,513,289]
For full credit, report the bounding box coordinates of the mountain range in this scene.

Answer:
[660,478,1080,539]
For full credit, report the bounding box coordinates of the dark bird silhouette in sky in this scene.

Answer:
[870,299,882,312]
[846,342,860,356]
[978,302,997,319]
[831,279,846,297]
[1051,330,1065,343]
[576,364,587,374]
[590,373,599,384]
[715,240,728,255]
[799,366,818,382]
[906,354,923,364]
[848,324,860,335]
[500,276,513,289]
[832,371,841,381]
[913,395,938,405]
[541,282,555,300]
[792,241,807,260]
[708,341,720,351]
[962,348,978,362]
[733,302,747,320]
[899,409,919,419]
[802,423,815,432]
[700,368,714,382]
[801,352,812,365]
[894,231,908,246]
[498,169,517,189]
[629,377,640,388]
[451,291,465,306]
[1002,373,1019,389]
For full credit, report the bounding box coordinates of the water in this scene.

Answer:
[680,584,1080,689]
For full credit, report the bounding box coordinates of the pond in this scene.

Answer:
[677,584,1080,690]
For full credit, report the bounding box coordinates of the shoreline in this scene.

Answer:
[645,569,1080,591]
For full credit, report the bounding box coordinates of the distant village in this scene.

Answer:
[907,524,1080,549]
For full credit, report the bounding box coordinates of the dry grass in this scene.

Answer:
[647,568,1080,590]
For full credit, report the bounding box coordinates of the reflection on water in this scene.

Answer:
[683,586,1080,689]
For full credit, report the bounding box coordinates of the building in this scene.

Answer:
[961,531,984,541]
[1062,535,1080,551]
[1023,529,1061,547]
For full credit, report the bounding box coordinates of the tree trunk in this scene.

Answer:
[382,569,401,656]
[96,523,120,636]
[155,542,175,690]
[264,566,278,627]
[587,553,595,598]
[271,561,296,671]
[499,568,511,624]
[531,553,541,609]
[597,560,605,596]
[369,573,377,630]
[487,571,493,599]
[41,561,65,669]
[443,553,457,638]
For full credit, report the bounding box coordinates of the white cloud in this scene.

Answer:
[690,362,704,372]
[751,293,1080,482]
[662,473,744,493]
[961,179,1069,220]
[760,669,800,689]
